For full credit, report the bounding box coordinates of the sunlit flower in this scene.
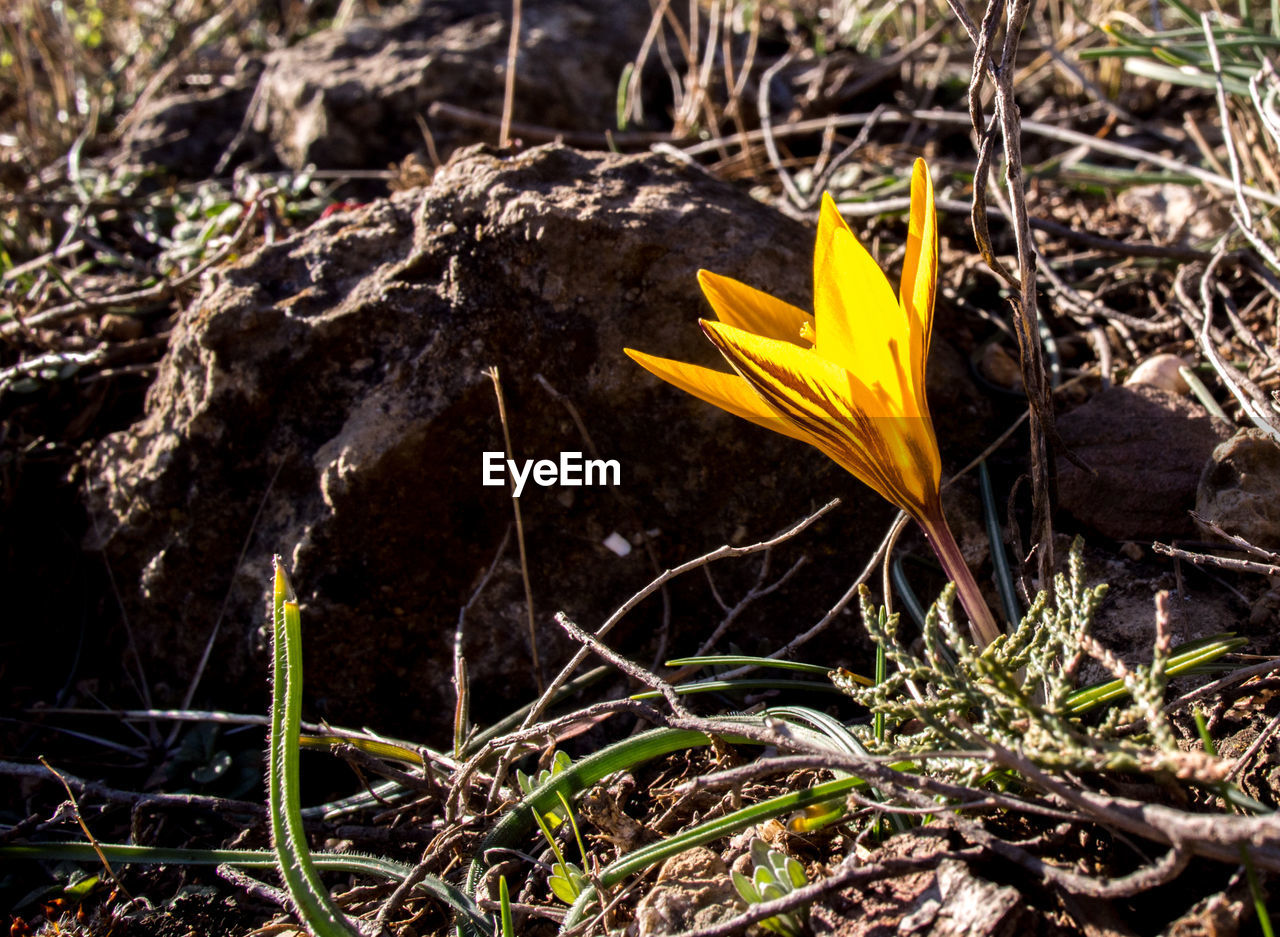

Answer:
[626,158,999,647]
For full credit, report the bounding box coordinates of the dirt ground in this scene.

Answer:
[2,1,1280,935]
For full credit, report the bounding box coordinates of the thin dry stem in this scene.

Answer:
[499,0,522,147]
[485,366,544,694]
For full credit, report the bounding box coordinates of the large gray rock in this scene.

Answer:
[120,0,657,175]
[258,0,653,170]
[82,144,987,734]
[116,69,259,178]
[1056,385,1232,541]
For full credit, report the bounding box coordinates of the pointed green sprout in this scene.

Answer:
[270,558,360,937]
[531,789,588,904]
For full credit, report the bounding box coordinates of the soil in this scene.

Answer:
[3,2,1279,936]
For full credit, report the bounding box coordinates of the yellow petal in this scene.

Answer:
[624,347,811,443]
[812,194,905,401]
[700,320,941,517]
[898,158,937,406]
[697,269,809,343]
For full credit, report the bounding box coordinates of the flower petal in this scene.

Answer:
[624,347,811,443]
[898,158,937,406]
[697,269,809,343]
[700,320,941,517]
[812,193,905,403]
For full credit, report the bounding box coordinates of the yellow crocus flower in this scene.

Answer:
[626,159,1000,647]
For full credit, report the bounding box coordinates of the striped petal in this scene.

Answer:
[624,347,811,443]
[812,194,906,407]
[697,269,809,343]
[700,319,941,517]
[898,159,937,409]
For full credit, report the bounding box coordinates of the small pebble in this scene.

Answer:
[979,343,1022,391]
[1125,353,1189,395]
[602,531,631,557]
[98,313,145,341]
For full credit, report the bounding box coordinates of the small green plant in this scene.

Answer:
[1082,4,1279,99]
[155,723,260,798]
[532,790,589,905]
[833,538,1238,784]
[547,855,587,906]
[269,559,361,937]
[731,838,810,937]
[516,749,573,829]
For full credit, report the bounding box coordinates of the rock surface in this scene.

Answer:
[117,68,259,177]
[1056,385,1232,541]
[81,143,991,732]
[811,831,1032,937]
[1115,183,1228,245]
[121,0,657,175]
[635,847,744,936]
[1196,428,1280,551]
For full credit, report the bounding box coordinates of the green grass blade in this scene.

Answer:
[875,640,887,745]
[979,461,1022,628]
[1123,58,1255,95]
[1166,0,1213,28]
[1064,635,1247,713]
[270,559,360,937]
[766,705,908,833]
[1244,845,1277,937]
[889,556,929,630]
[595,774,862,885]
[560,773,880,931]
[1181,366,1232,422]
[499,876,515,937]
[664,656,838,676]
[631,679,845,700]
[298,734,426,766]
[616,62,636,131]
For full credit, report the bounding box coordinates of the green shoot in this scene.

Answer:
[979,460,1023,627]
[730,839,809,937]
[1243,845,1276,937]
[499,876,515,937]
[616,62,637,130]
[516,750,573,829]
[1194,708,1218,757]
[269,558,360,937]
[558,790,589,869]
[530,796,586,904]
[665,656,853,676]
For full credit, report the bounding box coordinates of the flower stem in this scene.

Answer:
[918,512,1002,648]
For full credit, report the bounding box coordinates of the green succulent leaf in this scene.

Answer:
[734,839,810,937]
[732,869,761,904]
[549,861,585,904]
